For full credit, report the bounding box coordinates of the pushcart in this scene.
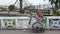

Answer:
[29,10,46,33]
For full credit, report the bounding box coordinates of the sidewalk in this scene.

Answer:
[0,30,60,34]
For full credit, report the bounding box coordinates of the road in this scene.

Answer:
[0,30,60,34]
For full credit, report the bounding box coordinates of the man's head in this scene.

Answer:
[37,10,43,17]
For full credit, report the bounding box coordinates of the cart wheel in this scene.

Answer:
[32,22,44,33]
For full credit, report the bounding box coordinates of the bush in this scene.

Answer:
[8,5,15,11]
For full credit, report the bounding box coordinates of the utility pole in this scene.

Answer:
[19,0,24,13]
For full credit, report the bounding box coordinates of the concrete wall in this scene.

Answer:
[46,16,60,29]
[0,16,30,29]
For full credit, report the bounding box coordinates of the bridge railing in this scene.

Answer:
[0,16,30,29]
[46,16,60,29]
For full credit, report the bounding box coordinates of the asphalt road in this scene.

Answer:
[0,30,60,34]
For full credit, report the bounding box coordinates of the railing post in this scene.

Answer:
[1,19,5,29]
[46,18,50,29]
[15,19,20,29]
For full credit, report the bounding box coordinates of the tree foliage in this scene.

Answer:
[49,0,60,9]
[49,0,60,16]
[8,5,15,11]
[8,5,19,11]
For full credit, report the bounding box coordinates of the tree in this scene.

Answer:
[8,5,15,11]
[49,0,59,9]
[8,5,19,15]
[7,0,18,15]
[49,0,60,16]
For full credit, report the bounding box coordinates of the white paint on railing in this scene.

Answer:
[46,16,60,29]
[0,16,30,29]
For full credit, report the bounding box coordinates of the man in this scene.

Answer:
[36,10,43,23]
